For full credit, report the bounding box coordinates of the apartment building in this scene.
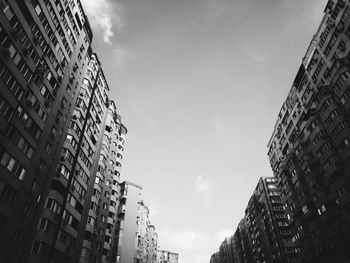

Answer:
[115,181,159,263]
[0,1,127,263]
[232,219,252,263]
[267,0,350,262]
[0,0,93,262]
[157,250,179,263]
[147,225,158,263]
[210,178,293,263]
[244,177,296,263]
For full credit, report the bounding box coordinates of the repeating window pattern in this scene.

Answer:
[16,105,42,140]
[0,61,25,101]
[0,149,26,180]
[0,93,14,121]
[6,124,35,159]
[0,26,33,82]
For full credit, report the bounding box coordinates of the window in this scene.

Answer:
[3,2,14,21]
[45,142,52,154]
[88,216,95,227]
[67,194,77,209]
[0,181,17,204]
[57,164,70,180]
[0,94,14,121]
[31,241,49,258]
[302,204,308,215]
[31,180,39,194]
[45,198,61,214]
[0,150,26,180]
[37,218,55,235]
[317,204,326,215]
[23,202,31,215]
[16,106,42,140]
[6,124,35,159]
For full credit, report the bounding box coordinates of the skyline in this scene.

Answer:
[81,1,327,262]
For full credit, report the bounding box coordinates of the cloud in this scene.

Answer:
[195,175,211,194]
[195,254,211,263]
[195,175,215,205]
[159,228,211,250]
[80,0,125,44]
[112,47,138,71]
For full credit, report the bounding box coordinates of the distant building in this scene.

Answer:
[232,219,253,263]
[116,181,158,263]
[209,252,222,263]
[147,225,158,263]
[244,177,295,262]
[210,178,293,263]
[157,250,179,263]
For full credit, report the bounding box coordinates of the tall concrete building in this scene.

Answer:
[115,181,159,263]
[267,0,350,262]
[147,225,158,263]
[211,178,292,263]
[232,219,253,263]
[209,252,222,263]
[244,177,295,263]
[0,1,127,263]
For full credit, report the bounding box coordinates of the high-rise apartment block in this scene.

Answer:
[231,219,252,263]
[0,1,175,263]
[244,177,295,262]
[267,0,350,262]
[0,0,129,263]
[114,181,160,263]
[211,1,350,263]
[210,177,290,263]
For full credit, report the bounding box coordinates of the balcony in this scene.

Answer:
[107,216,114,225]
[118,205,126,215]
[104,241,111,250]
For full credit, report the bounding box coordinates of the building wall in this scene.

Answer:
[0,1,130,263]
[147,225,158,263]
[157,250,179,263]
[0,0,94,262]
[267,0,350,262]
[118,181,143,263]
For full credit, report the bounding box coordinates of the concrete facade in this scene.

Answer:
[267,0,350,262]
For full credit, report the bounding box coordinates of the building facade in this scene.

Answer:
[232,219,253,263]
[210,178,292,263]
[0,1,128,263]
[157,250,179,263]
[116,181,159,263]
[267,0,350,262]
[147,225,158,263]
[244,177,295,263]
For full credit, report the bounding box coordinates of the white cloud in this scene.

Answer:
[112,47,138,71]
[195,175,211,194]
[195,175,214,205]
[80,0,125,44]
[195,254,211,263]
[159,228,210,251]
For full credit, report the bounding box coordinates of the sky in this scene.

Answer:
[80,1,326,262]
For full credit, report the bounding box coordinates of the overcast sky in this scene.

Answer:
[80,1,326,262]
